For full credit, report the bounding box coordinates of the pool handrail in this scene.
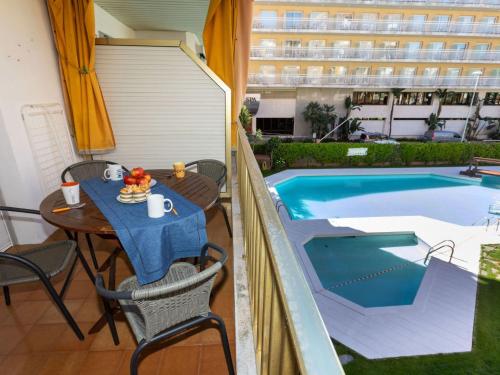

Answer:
[424,240,456,265]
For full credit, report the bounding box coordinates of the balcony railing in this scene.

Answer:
[252,17,500,36]
[251,46,500,62]
[236,124,344,374]
[248,73,500,88]
[254,0,500,8]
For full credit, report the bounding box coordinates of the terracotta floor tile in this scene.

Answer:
[11,323,68,354]
[64,279,96,300]
[77,350,124,375]
[1,214,235,373]
[38,351,89,375]
[90,320,137,351]
[37,299,85,325]
[198,318,235,345]
[0,353,49,375]
[199,343,236,375]
[117,348,163,375]
[0,325,32,355]
[0,300,52,326]
[75,295,105,322]
[52,322,97,351]
[158,345,201,375]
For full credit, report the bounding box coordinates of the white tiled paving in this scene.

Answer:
[266,167,500,359]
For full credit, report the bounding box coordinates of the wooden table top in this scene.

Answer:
[40,169,219,235]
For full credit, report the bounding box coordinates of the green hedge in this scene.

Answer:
[272,142,500,168]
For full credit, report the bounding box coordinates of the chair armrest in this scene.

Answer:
[200,242,228,271]
[95,274,133,300]
[0,206,40,215]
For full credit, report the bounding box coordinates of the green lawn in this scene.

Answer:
[335,244,500,375]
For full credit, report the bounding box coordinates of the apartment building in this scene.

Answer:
[247,0,500,138]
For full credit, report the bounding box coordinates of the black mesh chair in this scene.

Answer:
[185,160,232,237]
[0,206,95,340]
[61,160,130,269]
[96,243,234,375]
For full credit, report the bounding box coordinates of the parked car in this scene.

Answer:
[349,131,399,144]
[423,130,462,142]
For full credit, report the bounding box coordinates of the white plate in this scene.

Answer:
[150,179,157,187]
[116,195,147,204]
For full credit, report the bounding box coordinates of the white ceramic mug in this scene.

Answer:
[147,194,173,218]
[103,164,123,181]
[61,182,80,205]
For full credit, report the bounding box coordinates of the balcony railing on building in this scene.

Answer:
[251,46,500,63]
[247,73,500,88]
[252,17,500,36]
[254,0,500,8]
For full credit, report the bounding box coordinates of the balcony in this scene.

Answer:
[252,17,500,37]
[254,0,500,8]
[251,46,500,63]
[247,73,500,88]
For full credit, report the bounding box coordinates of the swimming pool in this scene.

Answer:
[275,174,499,225]
[304,233,427,307]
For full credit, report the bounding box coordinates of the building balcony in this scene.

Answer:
[252,17,500,37]
[247,73,500,88]
[251,46,500,63]
[254,0,500,9]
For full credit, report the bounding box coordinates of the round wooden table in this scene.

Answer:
[40,169,219,235]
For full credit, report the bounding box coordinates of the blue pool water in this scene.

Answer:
[304,234,426,307]
[275,174,498,225]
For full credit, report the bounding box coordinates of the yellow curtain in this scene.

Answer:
[47,0,115,154]
[203,0,253,146]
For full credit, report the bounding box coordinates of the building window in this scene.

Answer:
[256,118,294,135]
[309,12,328,30]
[283,40,301,58]
[484,93,500,105]
[285,11,303,29]
[442,92,478,105]
[258,11,278,29]
[432,15,450,32]
[353,92,389,105]
[395,92,433,105]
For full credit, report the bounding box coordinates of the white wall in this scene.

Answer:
[94,44,229,191]
[134,30,202,55]
[0,0,67,243]
[94,4,135,38]
[360,120,385,133]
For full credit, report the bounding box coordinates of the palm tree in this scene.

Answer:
[239,105,252,133]
[302,102,337,139]
[344,96,361,119]
[388,88,404,137]
[434,89,449,118]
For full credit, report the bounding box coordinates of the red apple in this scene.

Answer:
[143,174,152,182]
[131,167,145,177]
[124,175,137,185]
[137,177,148,186]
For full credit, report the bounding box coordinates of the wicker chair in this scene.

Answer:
[61,160,130,270]
[185,159,232,237]
[95,242,234,375]
[0,206,95,340]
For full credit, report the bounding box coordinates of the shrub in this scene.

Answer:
[270,142,500,169]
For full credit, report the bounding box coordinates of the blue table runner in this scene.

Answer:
[80,178,207,285]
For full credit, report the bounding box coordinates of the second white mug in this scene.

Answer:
[103,164,123,181]
[147,194,173,218]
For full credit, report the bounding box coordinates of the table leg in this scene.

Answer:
[88,245,122,345]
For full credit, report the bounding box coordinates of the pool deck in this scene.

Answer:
[266,166,500,359]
